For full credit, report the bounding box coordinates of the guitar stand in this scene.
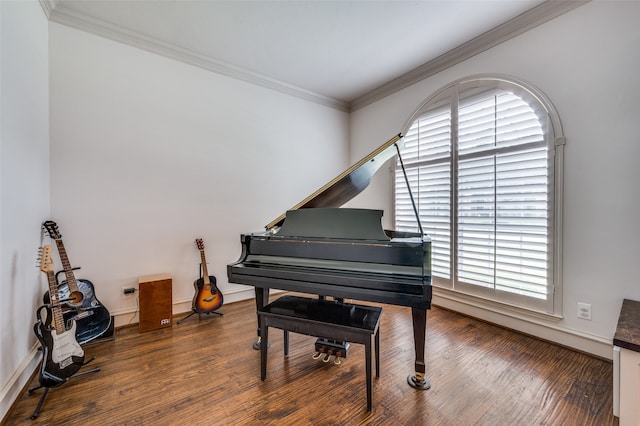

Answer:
[55,266,80,286]
[176,263,223,325]
[176,308,223,324]
[28,356,100,420]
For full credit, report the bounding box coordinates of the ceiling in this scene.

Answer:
[43,0,584,111]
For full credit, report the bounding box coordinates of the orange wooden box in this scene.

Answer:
[138,273,173,332]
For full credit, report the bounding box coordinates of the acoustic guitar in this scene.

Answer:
[42,220,111,344]
[192,238,223,313]
[34,245,85,388]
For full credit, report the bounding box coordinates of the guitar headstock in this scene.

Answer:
[195,238,204,250]
[43,220,62,239]
[39,245,54,273]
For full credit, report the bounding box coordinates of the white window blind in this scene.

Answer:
[395,108,452,279]
[396,78,562,314]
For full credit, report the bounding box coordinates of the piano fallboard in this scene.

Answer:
[228,262,431,309]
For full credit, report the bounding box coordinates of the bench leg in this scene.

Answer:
[375,328,380,378]
[284,330,289,356]
[260,321,269,381]
[365,338,372,411]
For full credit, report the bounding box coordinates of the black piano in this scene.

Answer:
[227,134,432,389]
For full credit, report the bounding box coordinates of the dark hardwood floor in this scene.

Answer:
[4,295,616,425]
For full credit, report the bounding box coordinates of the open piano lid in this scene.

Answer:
[266,134,403,230]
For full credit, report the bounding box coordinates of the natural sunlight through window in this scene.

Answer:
[395,76,564,315]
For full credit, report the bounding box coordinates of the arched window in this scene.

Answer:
[396,75,564,315]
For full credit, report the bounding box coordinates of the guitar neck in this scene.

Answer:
[199,250,210,285]
[47,270,66,335]
[54,239,79,292]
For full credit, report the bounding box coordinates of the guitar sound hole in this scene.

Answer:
[69,291,84,305]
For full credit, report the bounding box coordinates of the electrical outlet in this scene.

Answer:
[122,286,136,298]
[577,302,592,320]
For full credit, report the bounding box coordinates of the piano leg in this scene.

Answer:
[253,287,270,350]
[408,307,431,390]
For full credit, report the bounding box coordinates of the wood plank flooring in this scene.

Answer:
[4,295,616,425]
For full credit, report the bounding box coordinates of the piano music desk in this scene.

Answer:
[258,295,381,411]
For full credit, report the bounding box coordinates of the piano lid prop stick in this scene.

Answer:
[394,142,424,237]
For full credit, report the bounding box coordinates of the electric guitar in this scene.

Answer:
[42,220,111,344]
[192,238,223,313]
[34,245,85,388]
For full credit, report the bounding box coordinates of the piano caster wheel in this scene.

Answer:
[407,374,431,390]
[333,356,342,365]
[252,338,270,350]
[322,353,332,363]
[312,352,323,360]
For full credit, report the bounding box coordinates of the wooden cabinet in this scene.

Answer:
[613,299,640,425]
[619,348,640,425]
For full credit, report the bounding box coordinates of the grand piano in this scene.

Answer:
[227,134,432,389]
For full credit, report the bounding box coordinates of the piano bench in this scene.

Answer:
[257,295,381,411]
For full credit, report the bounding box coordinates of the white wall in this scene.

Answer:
[0,0,50,419]
[49,23,349,325]
[3,1,637,419]
[350,0,640,358]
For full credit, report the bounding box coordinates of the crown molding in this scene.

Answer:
[350,0,589,112]
[40,0,587,114]
[41,0,350,112]
[39,0,57,19]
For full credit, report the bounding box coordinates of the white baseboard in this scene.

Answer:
[112,287,257,328]
[432,290,613,360]
[0,344,40,422]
